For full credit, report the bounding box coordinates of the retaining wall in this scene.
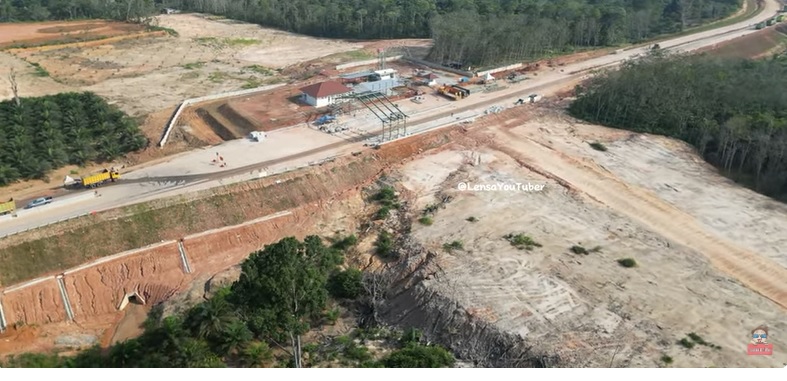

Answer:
[403,57,474,77]
[336,55,403,70]
[159,83,288,147]
[184,211,296,274]
[0,210,295,330]
[62,241,187,323]
[1,276,67,326]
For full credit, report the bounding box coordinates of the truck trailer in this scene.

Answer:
[65,169,121,189]
[437,85,471,100]
[0,199,15,216]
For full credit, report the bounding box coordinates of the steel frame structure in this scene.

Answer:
[336,91,408,142]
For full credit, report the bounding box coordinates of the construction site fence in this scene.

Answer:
[158,83,288,148]
[402,57,474,77]
[335,55,403,70]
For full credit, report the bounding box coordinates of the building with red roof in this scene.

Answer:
[299,80,353,107]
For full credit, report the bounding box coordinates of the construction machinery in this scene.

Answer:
[437,84,471,100]
[65,168,120,189]
[0,199,15,216]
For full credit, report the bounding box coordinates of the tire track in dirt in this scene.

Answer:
[489,126,787,311]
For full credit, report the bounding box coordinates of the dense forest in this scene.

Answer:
[569,52,787,199]
[1,236,455,368]
[166,0,743,66]
[0,0,157,22]
[0,92,147,186]
[1,0,744,66]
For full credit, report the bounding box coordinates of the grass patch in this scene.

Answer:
[617,258,637,268]
[418,216,433,225]
[442,240,464,253]
[244,65,274,76]
[145,25,179,37]
[241,78,262,89]
[372,186,399,209]
[30,62,49,77]
[208,71,230,83]
[504,233,542,251]
[182,62,205,70]
[589,142,608,151]
[224,38,259,47]
[332,49,377,62]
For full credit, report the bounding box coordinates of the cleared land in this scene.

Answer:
[395,107,787,367]
[0,20,146,49]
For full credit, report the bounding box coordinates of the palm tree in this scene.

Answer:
[219,319,253,356]
[186,297,235,341]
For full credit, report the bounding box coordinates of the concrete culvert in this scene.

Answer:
[117,291,146,311]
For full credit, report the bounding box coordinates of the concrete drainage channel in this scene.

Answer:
[56,275,75,321]
[0,297,7,331]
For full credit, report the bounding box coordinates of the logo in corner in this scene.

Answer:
[747,325,773,356]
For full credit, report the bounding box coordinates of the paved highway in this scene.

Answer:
[0,0,782,239]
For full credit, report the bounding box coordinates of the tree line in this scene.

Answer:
[569,51,787,200]
[1,0,744,66]
[1,235,455,368]
[0,0,156,22]
[164,0,742,66]
[0,92,148,186]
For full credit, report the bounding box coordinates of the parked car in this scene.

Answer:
[25,197,53,209]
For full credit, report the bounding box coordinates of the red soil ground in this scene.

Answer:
[0,20,145,49]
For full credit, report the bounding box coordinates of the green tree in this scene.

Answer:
[382,343,455,368]
[230,236,333,368]
[328,268,364,299]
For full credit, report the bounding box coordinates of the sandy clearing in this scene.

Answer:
[488,124,787,310]
[396,110,787,366]
[158,14,364,69]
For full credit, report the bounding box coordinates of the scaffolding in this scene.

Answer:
[337,91,408,142]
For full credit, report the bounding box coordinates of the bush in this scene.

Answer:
[617,258,637,268]
[373,186,398,208]
[589,142,608,151]
[570,245,588,255]
[331,234,358,251]
[466,216,478,222]
[678,338,695,349]
[661,355,673,364]
[375,206,391,220]
[442,240,463,252]
[504,233,542,250]
[418,216,433,225]
[375,231,396,259]
[382,343,455,368]
[328,269,364,299]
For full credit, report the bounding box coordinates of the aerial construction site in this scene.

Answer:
[0,1,786,368]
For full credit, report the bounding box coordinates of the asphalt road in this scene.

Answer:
[0,0,782,239]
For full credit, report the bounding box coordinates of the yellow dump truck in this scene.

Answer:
[82,169,120,188]
[0,199,15,216]
[65,169,121,189]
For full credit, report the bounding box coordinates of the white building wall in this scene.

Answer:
[303,92,351,108]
